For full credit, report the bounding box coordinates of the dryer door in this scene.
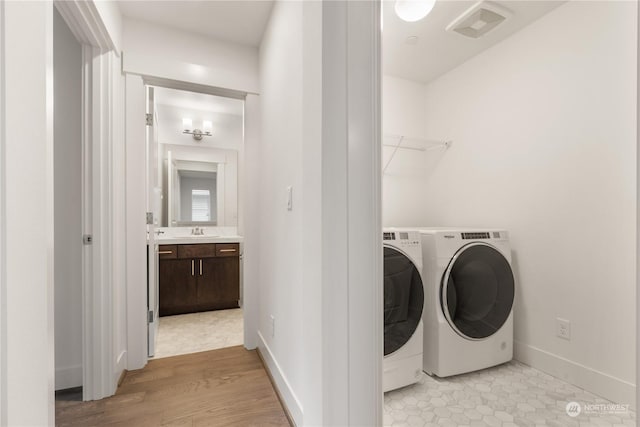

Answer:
[384,246,424,356]
[441,243,514,340]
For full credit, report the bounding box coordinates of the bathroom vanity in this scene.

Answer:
[157,240,241,316]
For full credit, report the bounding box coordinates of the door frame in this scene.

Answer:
[124,75,254,369]
[320,2,383,424]
[54,1,121,401]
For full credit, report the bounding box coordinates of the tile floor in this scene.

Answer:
[384,361,636,427]
[153,308,244,359]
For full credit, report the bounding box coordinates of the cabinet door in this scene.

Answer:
[159,258,198,316]
[197,257,240,311]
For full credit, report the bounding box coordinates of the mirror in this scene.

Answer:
[162,145,238,227]
[171,160,218,225]
[151,86,243,228]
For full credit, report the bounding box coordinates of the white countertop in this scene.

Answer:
[155,235,244,245]
[152,226,243,245]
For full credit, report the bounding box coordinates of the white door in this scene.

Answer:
[146,86,160,357]
[167,151,174,225]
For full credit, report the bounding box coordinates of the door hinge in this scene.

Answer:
[148,310,154,323]
[145,113,153,126]
[146,212,154,225]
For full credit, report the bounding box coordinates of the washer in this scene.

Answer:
[383,229,425,392]
[420,228,515,377]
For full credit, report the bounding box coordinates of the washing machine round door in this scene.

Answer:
[384,246,424,356]
[441,243,514,340]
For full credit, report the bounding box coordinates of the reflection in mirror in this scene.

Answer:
[163,147,237,227]
[151,86,243,228]
[175,161,217,224]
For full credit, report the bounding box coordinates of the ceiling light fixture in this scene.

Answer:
[182,118,212,141]
[395,0,436,22]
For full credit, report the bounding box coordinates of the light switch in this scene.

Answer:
[287,186,293,211]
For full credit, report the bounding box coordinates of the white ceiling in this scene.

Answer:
[118,0,562,85]
[117,0,274,47]
[383,0,564,84]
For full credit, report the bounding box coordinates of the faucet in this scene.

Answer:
[191,226,204,236]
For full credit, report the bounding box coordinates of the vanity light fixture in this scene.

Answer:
[395,0,436,22]
[182,117,212,141]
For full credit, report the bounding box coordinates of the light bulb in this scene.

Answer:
[395,0,436,22]
[202,120,212,134]
[182,118,192,131]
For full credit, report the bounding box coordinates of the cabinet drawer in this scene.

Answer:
[178,244,217,259]
[158,245,178,259]
[216,243,240,257]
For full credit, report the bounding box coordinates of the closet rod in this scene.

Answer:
[383,133,451,147]
[382,144,425,152]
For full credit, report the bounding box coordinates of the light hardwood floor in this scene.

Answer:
[56,346,291,426]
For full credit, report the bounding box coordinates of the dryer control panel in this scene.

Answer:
[383,231,420,247]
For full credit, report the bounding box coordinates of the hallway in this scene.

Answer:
[55,346,290,426]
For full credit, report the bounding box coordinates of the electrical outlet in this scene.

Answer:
[556,318,571,340]
[270,315,275,338]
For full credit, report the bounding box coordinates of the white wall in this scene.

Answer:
[1,1,55,424]
[122,18,258,93]
[53,6,83,391]
[156,106,243,151]
[93,1,122,52]
[413,1,636,405]
[256,2,383,425]
[382,75,431,227]
[256,2,307,422]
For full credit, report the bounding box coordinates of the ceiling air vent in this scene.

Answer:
[446,1,512,39]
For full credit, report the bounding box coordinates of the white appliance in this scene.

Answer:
[420,228,515,377]
[383,229,425,392]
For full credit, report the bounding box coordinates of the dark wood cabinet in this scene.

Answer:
[159,243,240,316]
[159,258,198,316]
[197,256,240,312]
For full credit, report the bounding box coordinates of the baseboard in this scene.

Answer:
[117,369,127,387]
[115,350,127,388]
[55,364,82,391]
[514,341,636,410]
[257,331,303,426]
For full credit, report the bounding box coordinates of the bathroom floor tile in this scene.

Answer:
[152,308,243,359]
[384,362,635,427]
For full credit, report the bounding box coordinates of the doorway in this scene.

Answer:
[381,0,637,422]
[145,85,246,360]
[53,5,83,399]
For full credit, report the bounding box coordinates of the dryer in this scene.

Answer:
[383,229,425,392]
[420,228,515,377]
